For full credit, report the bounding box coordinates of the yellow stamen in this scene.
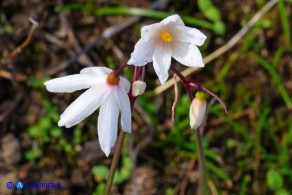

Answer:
[160,31,173,42]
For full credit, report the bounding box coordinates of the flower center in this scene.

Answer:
[107,72,120,85]
[160,30,173,42]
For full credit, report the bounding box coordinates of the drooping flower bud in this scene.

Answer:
[132,80,146,96]
[189,92,206,130]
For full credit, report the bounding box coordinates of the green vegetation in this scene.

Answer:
[1,0,291,194]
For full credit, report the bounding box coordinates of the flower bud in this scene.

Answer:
[132,81,146,96]
[189,92,206,130]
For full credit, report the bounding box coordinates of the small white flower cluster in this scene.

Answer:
[45,14,206,156]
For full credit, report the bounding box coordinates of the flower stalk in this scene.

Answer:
[104,66,141,195]
[104,131,126,195]
[171,65,228,194]
[170,66,207,194]
[196,128,207,195]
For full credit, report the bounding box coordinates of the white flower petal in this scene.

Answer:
[174,26,207,46]
[128,38,155,66]
[141,23,163,41]
[153,43,172,84]
[44,74,102,93]
[58,83,110,128]
[161,14,184,26]
[114,86,131,133]
[98,92,119,156]
[80,67,112,77]
[172,42,204,67]
[119,77,131,93]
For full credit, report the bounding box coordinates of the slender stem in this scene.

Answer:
[113,63,128,76]
[202,87,228,115]
[141,66,145,81]
[196,128,207,195]
[10,18,39,58]
[186,83,228,115]
[171,74,178,122]
[170,65,187,83]
[170,65,193,99]
[104,131,126,195]
[104,66,138,195]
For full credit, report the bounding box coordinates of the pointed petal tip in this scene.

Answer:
[43,81,52,90]
[101,146,111,157]
[160,80,166,85]
[58,120,64,127]
[158,75,168,85]
[162,14,184,26]
[127,58,135,65]
[58,118,72,128]
[104,151,110,157]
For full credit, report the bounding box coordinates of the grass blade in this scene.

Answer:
[253,54,292,108]
[95,7,214,30]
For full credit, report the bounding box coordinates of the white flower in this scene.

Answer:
[44,67,131,156]
[189,92,206,130]
[128,14,207,84]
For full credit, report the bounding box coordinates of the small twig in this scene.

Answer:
[208,180,219,195]
[179,159,195,195]
[60,12,95,67]
[9,18,39,58]
[43,0,170,77]
[154,0,278,95]
[210,108,255,126]
[0,70,27,81]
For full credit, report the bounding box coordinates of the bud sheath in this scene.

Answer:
[189,92,206,130]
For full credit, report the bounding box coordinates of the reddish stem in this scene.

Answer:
[170,65,193,100]
[113,63,128,77]
[202,87,228,115]
[174,71,228,115]
[141,66,145,81]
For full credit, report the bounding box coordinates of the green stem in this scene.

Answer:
[170,65,207,194]
[196,129,207,195]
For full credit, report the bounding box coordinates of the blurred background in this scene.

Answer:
[0,0,291,194]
